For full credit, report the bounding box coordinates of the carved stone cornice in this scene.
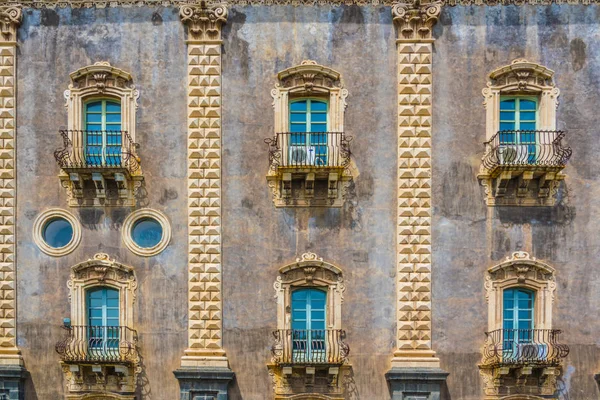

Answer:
[0,5,22,44]
[8,0,600,8]
[392,0,442,42]
[179,2,228,43]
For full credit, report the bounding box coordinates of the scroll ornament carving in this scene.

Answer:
[179,2,228,42]
[15,0,600,8]
[0,6,22,43]
[392,0,443,41]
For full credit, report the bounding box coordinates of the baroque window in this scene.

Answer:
[269,253,350,399]
[56,253,139,399]
[479,252,569,399]
[266,60,353,207]
[55,62,143,207]
[478,59,572,206]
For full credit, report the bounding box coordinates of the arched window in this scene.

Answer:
[289,99,328,166]
[84,99,123,166]
[267,60,352,207]
[269,253,350,398]
[57,254,139,397]
[86,286,120,352]
[480,252,569,397]
[57,62,142,207]
[291,288,327,363]
[502,287,534,331]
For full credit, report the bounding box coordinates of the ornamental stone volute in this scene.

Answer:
[392,0,443,42]
[179,2,229,43]
[0,6,22,44]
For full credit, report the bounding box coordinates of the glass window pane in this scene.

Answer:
[43,218,73,248]
[311,311,325,320]
[310,101,327,112]
[86,102,102,112]
[290,113,307,123]
[500,122,515,131]
[520,122,536,131]
[86,124,102,131]
[520,112,536,121]
[131,218,163,248]
[106,113,122,123]
[311,113,327,123]
[106,102,121,113]
[311,123,327,132]
[290,124,307,133]
[500,99,516,110]
[86,114,102,123]
[500,111,515,121]
[290,101,307,112]
[89,309,102,318]
[520,100,536,110]
[107,309,119,319]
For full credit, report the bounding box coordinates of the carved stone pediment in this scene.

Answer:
[488,59,555,92]
[277,60,343,93]
[70,62,135,92]
[69,253,135,285]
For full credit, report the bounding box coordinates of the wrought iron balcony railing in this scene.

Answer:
[271,329,349,365]
[54,130,141,174]
[481,130,572,171]
[481,329,569,367]
[265,132,351,171]
[55,325,138,364]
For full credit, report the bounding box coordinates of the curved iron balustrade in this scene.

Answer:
[271,329,350,365]
[481,130,572,171]
[481,329,569,367]
[265,132,352,172]
[55,325,138,364]
[54,130,141,174]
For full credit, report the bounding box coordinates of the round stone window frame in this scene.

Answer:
[33,208,82,257]
[122,209,171,257]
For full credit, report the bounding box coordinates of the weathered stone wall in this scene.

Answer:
[16,7,189,399]
[221,5,398,399]
[11,3,600,400]
[433,4,600,399]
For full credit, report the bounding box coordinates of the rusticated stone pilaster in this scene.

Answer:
[391,0,442,369]
[179,2,229,369]
[0,5,22,366]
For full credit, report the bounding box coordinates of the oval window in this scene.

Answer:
[131,218,163,248]
[42,218,74,248]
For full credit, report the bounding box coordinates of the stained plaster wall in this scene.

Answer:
[16,7,188,399]
[433,5,600,399]
[221,5,398,400]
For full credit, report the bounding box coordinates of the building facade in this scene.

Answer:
[0,0,598,399]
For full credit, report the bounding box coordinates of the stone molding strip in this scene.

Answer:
[11,0,600,9]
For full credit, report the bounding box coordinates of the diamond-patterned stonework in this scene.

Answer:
[396,42,434,353]
[180,4,228,367]
[0,5,21,364]
[392,1,441,367]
